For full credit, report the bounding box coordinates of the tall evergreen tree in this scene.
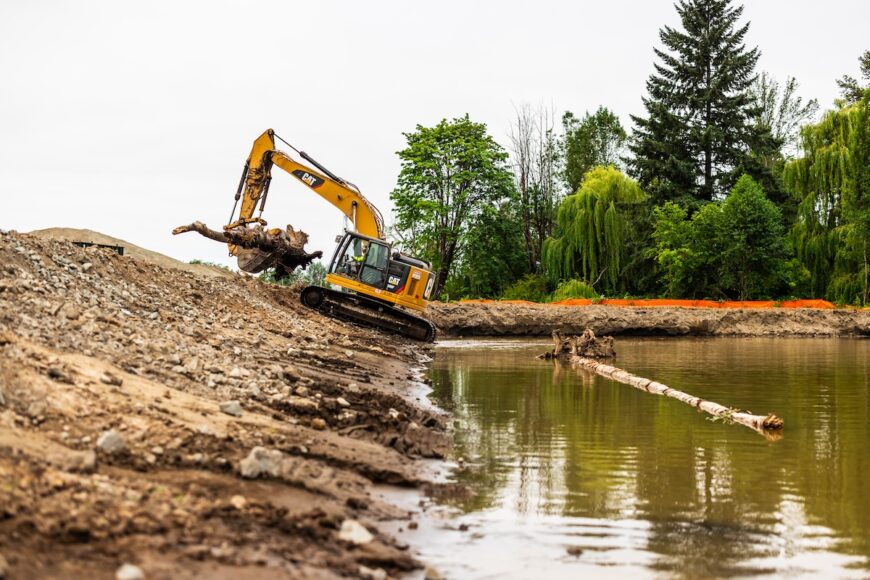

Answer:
[629,0,761,204]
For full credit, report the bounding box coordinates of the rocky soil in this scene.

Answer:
[0,231,449,579]
[430,301,870,338]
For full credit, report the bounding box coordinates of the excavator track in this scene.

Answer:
[300,286,436,342]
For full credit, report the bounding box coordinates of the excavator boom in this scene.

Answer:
[228,130,384,239]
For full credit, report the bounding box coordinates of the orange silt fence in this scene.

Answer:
[458,298,839,309]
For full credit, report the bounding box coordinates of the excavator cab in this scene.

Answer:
[326,231,435,310]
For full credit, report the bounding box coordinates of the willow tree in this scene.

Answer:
[783,89,870,304]
[542,166,645,292]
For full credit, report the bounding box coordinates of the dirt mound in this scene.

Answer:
[0,231,448,578]
[430,302,870,337]
[29,227,232,278]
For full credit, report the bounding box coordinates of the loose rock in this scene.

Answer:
[338,519,374,545]
[115,563,145,580]
[96,430,125,454]
[239,446,283,479]
[219,400,243,417]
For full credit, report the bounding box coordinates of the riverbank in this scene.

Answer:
[0,231,449,579]
[429,301,870,337]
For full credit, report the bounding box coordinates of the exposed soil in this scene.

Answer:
[430,301,870,338]
[29,228,232,279]
[0,231,450,579]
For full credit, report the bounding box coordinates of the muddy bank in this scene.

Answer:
[430,302,870,337]
[0,231,449,579]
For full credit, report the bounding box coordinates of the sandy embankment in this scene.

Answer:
[0,231,449,579]
[429,301,870,337]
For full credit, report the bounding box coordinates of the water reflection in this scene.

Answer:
[424,338,869,578]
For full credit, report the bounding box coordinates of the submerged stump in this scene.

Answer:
[539,329,615,359]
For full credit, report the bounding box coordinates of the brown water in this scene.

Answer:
[414,337,870,579]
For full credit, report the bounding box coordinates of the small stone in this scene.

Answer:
[239,447,283,479]
[336,397,350,407]
[81,262,93,272]
[310,417,327,430]
[283,365,301,381]
[219,400,243,417]
[115,563,145,580]
[59,302,81,320]
[344,350,354,358]
[408,521,418,530]
[229,367,245,378]
[229,495,247,510]
[100,372,123,387]
[96,430,125,454]
[338,519,373,545]
[294,385,309,396]
[144,453,157,464]
[424,566,443,580]
[358,565,387,580]
[47,366,74,384]
[287,396,318,411]
[151,446,164,455]
[0,387,5,406]
[566,546,583,557]
[184,356,200,372]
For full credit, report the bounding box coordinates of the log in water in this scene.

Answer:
[572,356,784,434]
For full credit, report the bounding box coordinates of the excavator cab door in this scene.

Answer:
[329,232,390,289]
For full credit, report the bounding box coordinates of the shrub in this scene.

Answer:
[550,279,598,301]
[501,274,551,302]
[188,259,229,270]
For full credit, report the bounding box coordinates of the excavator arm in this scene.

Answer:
[226,129,385,243]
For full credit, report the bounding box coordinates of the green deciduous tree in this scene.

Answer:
[652,175,796,299]
[542,166,645,293]
[445,195,529,299]
[390,115,515,298]
[784,89,870,304]
[629,0,761,204]
[562,107,627,194]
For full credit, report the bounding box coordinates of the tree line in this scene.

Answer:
[390,0,870,305]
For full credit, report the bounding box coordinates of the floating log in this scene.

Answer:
[572,357,783,434]
[172,221,322,274]
[543,329,784,436]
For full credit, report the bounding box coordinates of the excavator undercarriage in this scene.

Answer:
[300,286,436,342]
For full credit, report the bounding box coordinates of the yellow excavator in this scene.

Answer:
[224,129,437,342]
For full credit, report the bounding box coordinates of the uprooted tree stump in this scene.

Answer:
[539,329,616,359]
[541,328,784,436]
[172,221,322,274]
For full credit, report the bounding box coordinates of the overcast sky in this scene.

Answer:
[2,0,867,268]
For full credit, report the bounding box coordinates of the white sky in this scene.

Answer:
[1,0,867,268]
